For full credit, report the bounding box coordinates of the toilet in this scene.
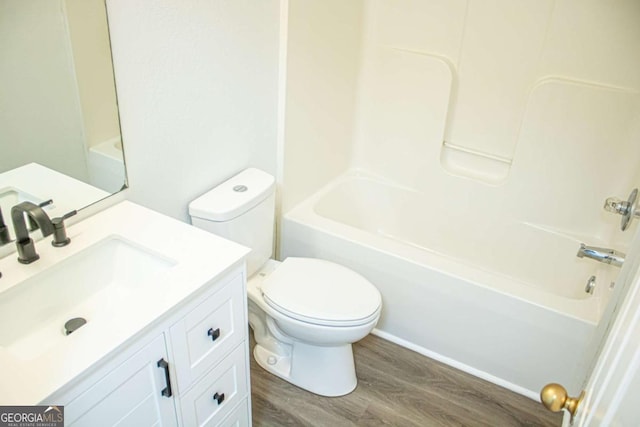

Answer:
[189,168,382,396]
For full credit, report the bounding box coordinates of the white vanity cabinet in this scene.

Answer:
[42,267,251,427]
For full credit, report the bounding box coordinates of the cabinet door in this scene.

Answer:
[65,335,178,427]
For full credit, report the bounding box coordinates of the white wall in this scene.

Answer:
[279,0,364,213]
[0,0,89,182]
[106,0,280,222]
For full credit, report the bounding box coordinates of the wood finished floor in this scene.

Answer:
[250,333,561,427]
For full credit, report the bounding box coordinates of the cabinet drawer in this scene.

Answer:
[217,398,250,427]
[170,274,245,392]
[180,344,248,427]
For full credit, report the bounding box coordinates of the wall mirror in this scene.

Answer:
[0,0,127,221]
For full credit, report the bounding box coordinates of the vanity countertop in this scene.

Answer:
[0,162,110,215]
[0,201,249,405]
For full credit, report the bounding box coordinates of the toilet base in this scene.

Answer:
[252,338,357,397]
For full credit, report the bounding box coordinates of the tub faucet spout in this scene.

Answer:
[577,243,625,267]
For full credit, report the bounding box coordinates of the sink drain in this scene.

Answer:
[64,317,87,335]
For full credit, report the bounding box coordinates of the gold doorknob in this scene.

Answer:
[540,383,584,422]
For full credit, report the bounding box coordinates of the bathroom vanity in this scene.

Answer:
[0,201,251,426]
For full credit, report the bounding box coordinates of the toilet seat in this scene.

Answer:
[261,257,381,327]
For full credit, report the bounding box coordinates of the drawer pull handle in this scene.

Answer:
[213,392,225,405]
[157,358,173,398]
[207,327,221,342]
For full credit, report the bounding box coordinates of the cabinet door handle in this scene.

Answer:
[213,392,225,405]
[207,327,221,342]
[157,358,173,398]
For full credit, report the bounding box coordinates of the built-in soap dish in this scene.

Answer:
[440,141,511,185]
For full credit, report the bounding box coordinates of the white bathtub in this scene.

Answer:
[87,137,127,194]
[280,171,617,398]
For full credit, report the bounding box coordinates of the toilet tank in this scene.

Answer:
[188,168,275,276]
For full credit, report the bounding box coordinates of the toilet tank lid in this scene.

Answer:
[189,168,275,222]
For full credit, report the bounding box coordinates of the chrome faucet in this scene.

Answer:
[11,201,55,264]
[577,243,625,267]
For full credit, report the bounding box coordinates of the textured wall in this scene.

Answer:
[107,0,280,222]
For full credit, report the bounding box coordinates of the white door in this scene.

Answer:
[556,227,640,426]
[572,264,640,426]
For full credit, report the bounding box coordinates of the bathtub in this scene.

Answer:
[280,171,617,398]
[87,137,127,194]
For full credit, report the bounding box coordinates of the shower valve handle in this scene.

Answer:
[604,188,639,231]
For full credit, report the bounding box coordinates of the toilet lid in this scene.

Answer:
[261,257,381,326]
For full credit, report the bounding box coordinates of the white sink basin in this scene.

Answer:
[0,237,176,360]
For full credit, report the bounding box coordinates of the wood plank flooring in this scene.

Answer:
[250,333,562,426]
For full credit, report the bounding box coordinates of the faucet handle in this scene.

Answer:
[604,188,639,231]
[51,210,77,247]
[604,197,628,215]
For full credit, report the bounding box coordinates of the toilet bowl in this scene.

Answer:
[189,168,382,396]
[248,258,381,396]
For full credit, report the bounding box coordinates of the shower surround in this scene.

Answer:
[278,0,640,397]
